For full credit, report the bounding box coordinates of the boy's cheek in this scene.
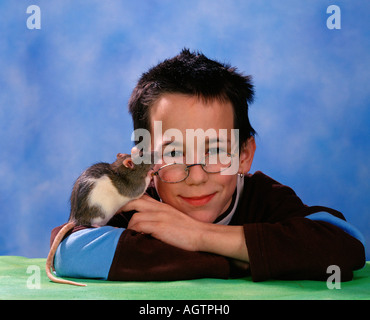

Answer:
[153,178,178,203]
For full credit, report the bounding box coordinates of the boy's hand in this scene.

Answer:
[121,194,249,263]
[122,195,205,252]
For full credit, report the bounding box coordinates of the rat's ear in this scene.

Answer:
[117,153,129,159]
[123,158,135,169]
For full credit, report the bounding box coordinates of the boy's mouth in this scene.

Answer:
[179,192,217,206]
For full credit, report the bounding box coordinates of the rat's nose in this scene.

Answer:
[131,146,142,156]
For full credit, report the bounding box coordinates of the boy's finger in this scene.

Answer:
[127,211,166,232]
[141,194,160,203]
[122,196,161,213]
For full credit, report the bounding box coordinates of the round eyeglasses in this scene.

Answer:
[152,153,234,183]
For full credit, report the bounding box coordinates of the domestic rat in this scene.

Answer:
[46,150,154,286]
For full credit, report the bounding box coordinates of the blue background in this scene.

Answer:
[1,0,369,260]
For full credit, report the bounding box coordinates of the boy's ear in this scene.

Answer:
[238,137,256,174]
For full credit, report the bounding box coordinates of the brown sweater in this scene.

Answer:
[51,171,365,282]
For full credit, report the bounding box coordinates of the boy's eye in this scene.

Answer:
[163,149,184,159]
[207,147,227,156]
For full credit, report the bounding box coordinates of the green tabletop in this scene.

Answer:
[0,256,369,300]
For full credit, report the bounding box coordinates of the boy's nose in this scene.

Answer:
[185,164,208,185]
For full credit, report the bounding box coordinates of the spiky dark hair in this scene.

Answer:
[128,48,255,145]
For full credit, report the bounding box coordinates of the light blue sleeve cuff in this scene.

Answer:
[305,212,366,248]
[54,226,124,280]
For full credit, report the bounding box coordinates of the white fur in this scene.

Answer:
[88,175,131,226]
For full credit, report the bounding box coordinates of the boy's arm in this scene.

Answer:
[125,202,366,282]
[125,173,366,282]
[239,172,366,282]
[244,216,365,282]
[108,228,231,281]
[49,221,232,282]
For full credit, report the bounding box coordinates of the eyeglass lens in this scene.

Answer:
[156,153,232,183]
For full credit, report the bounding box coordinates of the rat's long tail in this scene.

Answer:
[45,222,86,287]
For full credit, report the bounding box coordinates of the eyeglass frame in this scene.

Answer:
[151,152,236,183]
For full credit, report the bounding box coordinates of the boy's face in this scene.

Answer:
[150,93,254,223]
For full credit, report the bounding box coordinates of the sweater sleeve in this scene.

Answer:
[50,215,231,281]
[244,217,365,282]
[107,211,231,281]
[240,172,366,282]
[107,229,230,281]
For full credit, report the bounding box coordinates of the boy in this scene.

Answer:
[51,49,365,282]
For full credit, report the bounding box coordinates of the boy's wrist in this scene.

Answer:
[198,223,249,263]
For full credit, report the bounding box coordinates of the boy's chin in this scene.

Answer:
[185,209,220,224]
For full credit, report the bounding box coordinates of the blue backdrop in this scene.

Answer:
[1,0,369,260]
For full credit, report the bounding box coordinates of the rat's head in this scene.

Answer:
[109,150,154,198]
[112,148,155,180]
